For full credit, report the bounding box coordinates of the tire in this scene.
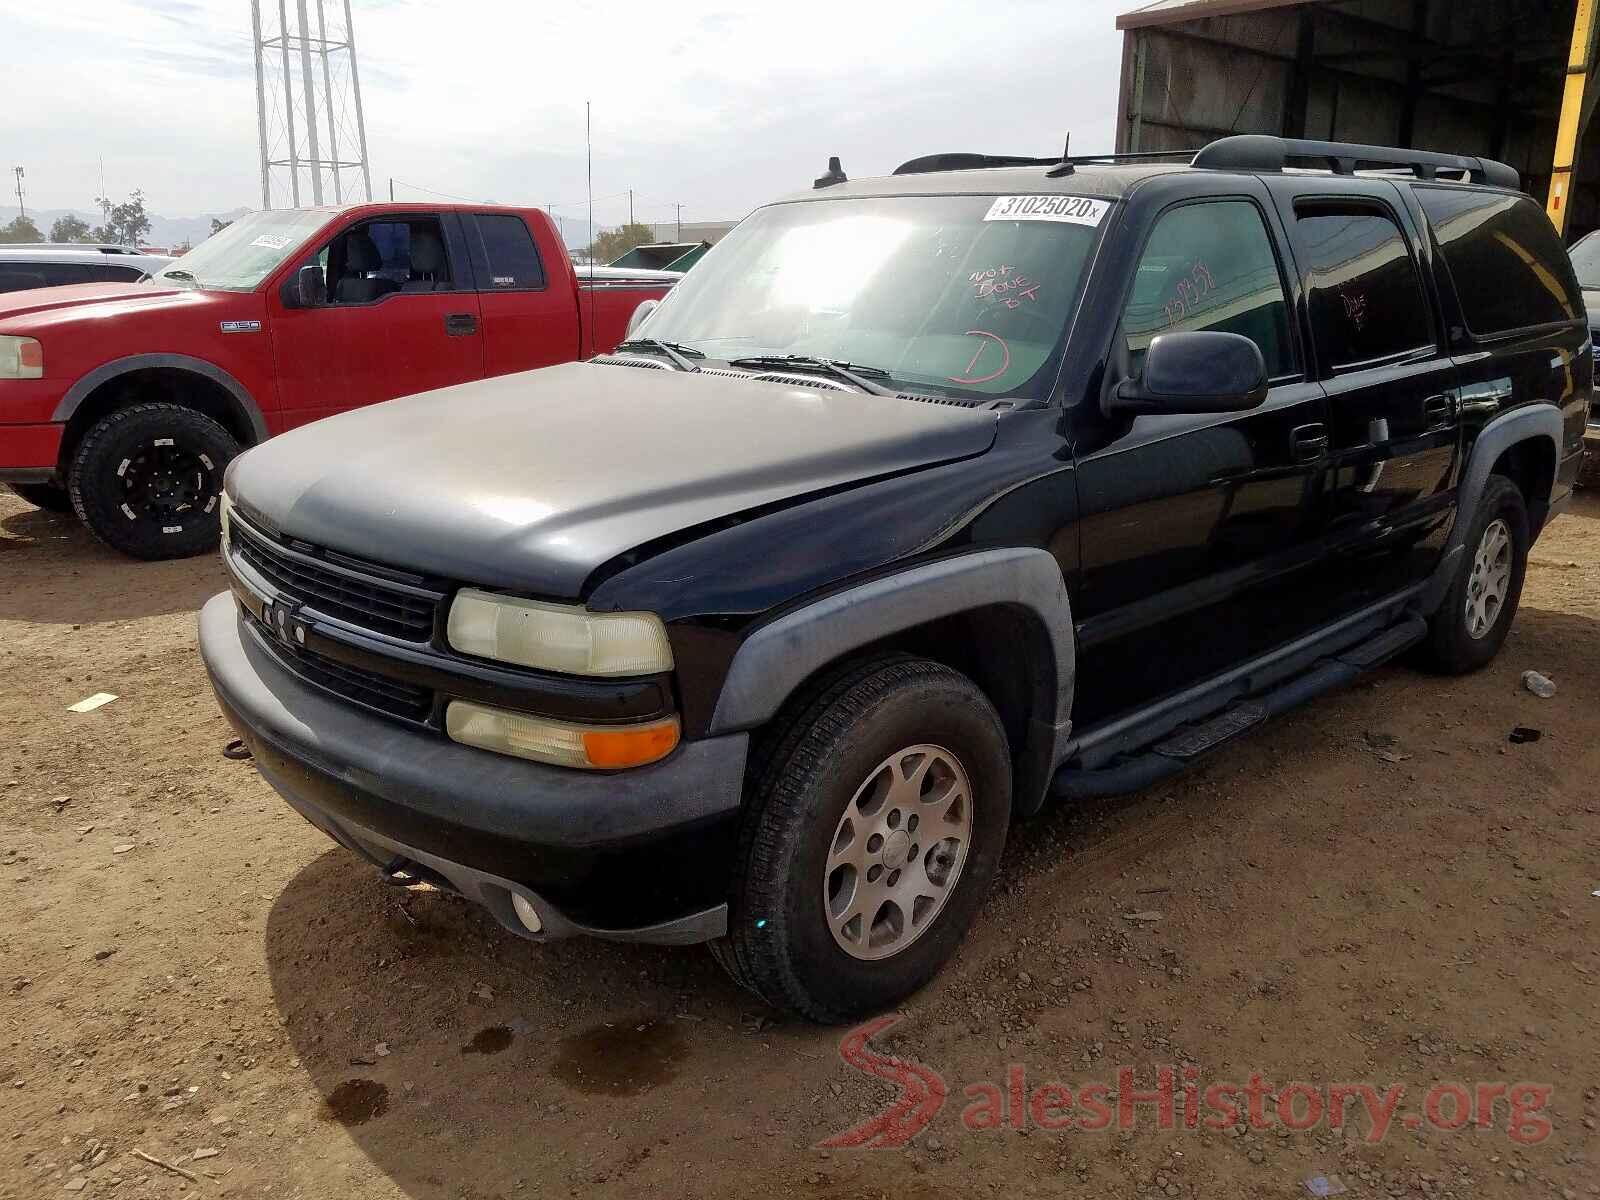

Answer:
[6,482,73,513]
[68,403,240,560]
[1421,474,1529,674]
[711,655,1012,1022]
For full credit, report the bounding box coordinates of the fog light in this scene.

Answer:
[511,892,543,933]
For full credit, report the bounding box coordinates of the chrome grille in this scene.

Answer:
[232,519,440,642]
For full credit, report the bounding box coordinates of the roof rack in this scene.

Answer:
[892,148,1197,177]
[1191,135,1520,190]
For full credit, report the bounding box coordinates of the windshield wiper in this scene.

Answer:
[157,269,197,284]
[728,355,896,397]
[615,338,703,372]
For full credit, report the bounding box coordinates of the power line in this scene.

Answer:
[389,177,492,204]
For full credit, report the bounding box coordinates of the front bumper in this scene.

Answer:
[198,592,748,943]
[0,421,65,480]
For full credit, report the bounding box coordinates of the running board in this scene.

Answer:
[1051,615,1427,800]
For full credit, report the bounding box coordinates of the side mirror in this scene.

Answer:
[280,264,325,309]
[625,298,659,339]
[1107,331,1269,417]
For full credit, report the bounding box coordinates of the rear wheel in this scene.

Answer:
[1421,474,1529,673]
[68,403,240,560]
[711,656,1012,1022]
[5,482,73,513]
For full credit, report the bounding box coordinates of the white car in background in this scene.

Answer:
[0,246,173,293]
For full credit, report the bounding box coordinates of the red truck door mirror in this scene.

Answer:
[282,264,326,309]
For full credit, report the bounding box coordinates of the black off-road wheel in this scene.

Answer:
[1420,474,1529,674]
[68,403,240,560]
[5,482,73,513]
[711,655,1012,1023]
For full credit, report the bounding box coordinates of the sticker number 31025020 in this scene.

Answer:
[983,195,1110,226]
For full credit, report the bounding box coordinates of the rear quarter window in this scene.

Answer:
[470,214,546,290]
[1416,188,1581,336]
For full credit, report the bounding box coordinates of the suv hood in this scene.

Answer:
[229,362,998,599]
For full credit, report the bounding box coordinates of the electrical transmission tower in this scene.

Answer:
[250,0,373,208]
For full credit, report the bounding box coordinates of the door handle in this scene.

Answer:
[1423,393,1455,426]
[444,312,478,337]
[1290,422,1329,462]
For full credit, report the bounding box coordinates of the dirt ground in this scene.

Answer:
[2,486,1597,1200]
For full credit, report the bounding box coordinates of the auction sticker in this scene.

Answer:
[983,195,1110,226]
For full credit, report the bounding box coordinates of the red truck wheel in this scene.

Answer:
[68,403,241,560]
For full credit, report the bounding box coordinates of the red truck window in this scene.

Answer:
[327,218,459,300]
[466,214,546,291]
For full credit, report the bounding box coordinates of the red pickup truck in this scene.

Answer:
[0,203,675,558]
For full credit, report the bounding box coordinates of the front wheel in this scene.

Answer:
[712,656,1012,1022]
[1420,474,1529,674]
[68,403,240,560]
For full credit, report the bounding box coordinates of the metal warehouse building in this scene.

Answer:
[1115,0,1600,237]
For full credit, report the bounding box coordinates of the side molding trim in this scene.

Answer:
[1419,402,1563,615]
[51,353,270,443]
[707,547,1076,738]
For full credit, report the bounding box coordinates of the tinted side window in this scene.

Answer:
[40,263,102,286]
[1416,188,1580,335]
[99,264,150,282]
[1296,203,1432,367]
[471,214,546,290]
[0,265,49,293]
[1123,200,1295,379]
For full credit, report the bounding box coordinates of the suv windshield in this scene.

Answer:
[147,209,332,292]
[638,193,1109,399]
[1569,231,1600,292]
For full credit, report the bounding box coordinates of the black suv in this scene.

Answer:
[201,135,1589,1021]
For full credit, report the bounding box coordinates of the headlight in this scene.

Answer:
[447,588,673,677]
[445,701,680,769]
[0,336,42,379]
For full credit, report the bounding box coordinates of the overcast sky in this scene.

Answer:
[0,0,1136,236]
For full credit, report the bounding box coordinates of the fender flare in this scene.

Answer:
[706,548,1076,815]
[51,353,269,444]
[1420,401,1563,615]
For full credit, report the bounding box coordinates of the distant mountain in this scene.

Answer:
[18,206,252,250]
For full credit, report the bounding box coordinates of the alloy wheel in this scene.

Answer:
[1464,517,1512,640]
[823,744,973,961]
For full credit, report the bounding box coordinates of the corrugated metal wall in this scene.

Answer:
[1117,0,1593,231]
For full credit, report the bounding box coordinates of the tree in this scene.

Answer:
[49,214,90,243]
[586,222,657,264]
[0,215,43,244]
[209,217,232,235]
[90,190,152,247]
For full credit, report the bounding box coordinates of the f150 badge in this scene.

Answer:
[220,320,262,334]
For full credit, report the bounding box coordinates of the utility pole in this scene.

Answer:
[11,166,23,219]
[676,203,682,241]
[628,188,634,226]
